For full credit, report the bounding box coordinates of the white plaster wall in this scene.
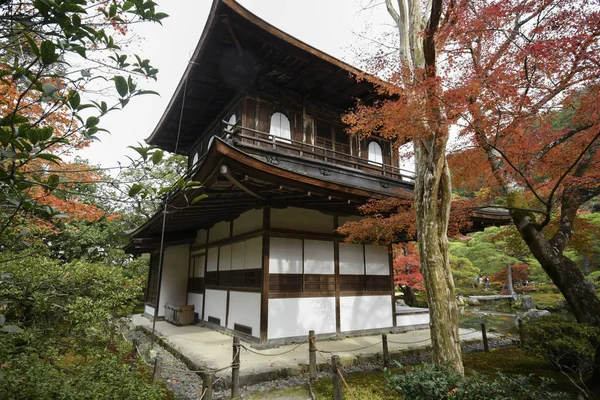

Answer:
[194,229,208,246]
[304,240,334,274]
[156,244,189,317]
[245,236,262,269]
[397,312,430,327]
[231,241,246,270]
[219,244,232,271]
[209,221,230,243]
[339,243,364,275]
[187,293,203,319]
[204,289,227,326]
[227,291,260,338]
[268,297,336,339]
[339,295,393,332]
[271,207,333,233]
[269,237,302,274]
[365,245,390,275]
[233,209,263,236]
[207,247,219,272]
[338,215,363,226]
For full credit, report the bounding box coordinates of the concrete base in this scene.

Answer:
[131,314,500,389]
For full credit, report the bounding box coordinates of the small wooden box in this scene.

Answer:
[164,304,195,326]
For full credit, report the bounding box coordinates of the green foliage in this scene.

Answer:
[385,362,567,400]
[449,228,522,275]
[588,270,600,284]
[449,255,480,287]
[523,315,600,375]
[0,255,164,398]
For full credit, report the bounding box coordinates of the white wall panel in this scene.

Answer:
[209,221,230,243]
[271,207,333,233]
[204,289,227,326]
[245,236,262,270]
[365,245,390,275]
[219,245,232,271]
[232,209,263,236]
[268,297,336,339]
[339,243,364,275]
[339,295,393,332]
[269,237,302,274]
[304,240,334,274]
[231,241,246,270]
[227,291,260,338]
[187,293,203,319]
[194,229,207,246]
[206,247,219,272]
[397,312,429,327]
[156,245,189,316]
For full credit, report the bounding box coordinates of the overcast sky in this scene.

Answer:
[77,0,392,169]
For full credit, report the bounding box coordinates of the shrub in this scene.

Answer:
[523,315,600,375]
[386,362,567,400]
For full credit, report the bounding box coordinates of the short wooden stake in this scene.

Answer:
[308,330,317,380]
[518,318,525,348]
[481,323,489,352]
[152,356,162,384]
[331,355,343,400]
[382,334,390,369]
[231,337,241,399]
[202,371,214,400]
[130,338,139,372]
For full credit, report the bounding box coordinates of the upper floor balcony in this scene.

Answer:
[186,96,415,185]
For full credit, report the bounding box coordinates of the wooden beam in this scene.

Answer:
[260,207,271,343]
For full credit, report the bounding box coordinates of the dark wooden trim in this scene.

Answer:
[334,238,341,334]
[269,228,343,241]
[190,228,264,251]
[389,244,397,327]
[269,292,335,299]
[260,207,271,342]
[225,290,230,328]
[339,291,391,297]
[201,229,210,321]
[205,284,261,293]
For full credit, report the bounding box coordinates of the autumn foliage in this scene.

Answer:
[394,243,424,291]
[490,264,530,284]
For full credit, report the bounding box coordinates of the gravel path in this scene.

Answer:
[125,328,516,399]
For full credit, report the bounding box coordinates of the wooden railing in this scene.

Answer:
[228,125,416,182]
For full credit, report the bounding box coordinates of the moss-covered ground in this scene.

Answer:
[245,347,581,399]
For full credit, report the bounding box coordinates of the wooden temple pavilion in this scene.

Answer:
[126,0,426,343]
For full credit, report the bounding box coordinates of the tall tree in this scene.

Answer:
[346,0,464,372]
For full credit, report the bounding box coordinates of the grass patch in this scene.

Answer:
[529,292,565,311]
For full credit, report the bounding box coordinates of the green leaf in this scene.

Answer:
[36,153,62,164]
[109,3,117,18]
[123,1,134,11]
[71,44,86,58]
[85,116,99,128]
[42,83,59,96]
[47,174,60,187]
[40,40,56,65]
[114,76,128,98]
[151,150,163,165]
[24,34,40,57]
[128,183,143,197]
[190,194,208,205]
[68,90,80,109]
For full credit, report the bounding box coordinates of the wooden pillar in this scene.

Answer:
[389,244,397,327]
[231,337,241,398]
[202,372,214,400]
[334,216,341,334]
[308,330,317,380]
[260,207,271,342]
[382,334,390,368]
[331,355,343,400]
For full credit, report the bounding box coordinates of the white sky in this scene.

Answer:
[77,0,392,168]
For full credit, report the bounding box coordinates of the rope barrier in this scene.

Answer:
[240,340,308,356]
[317,340,383,354]
[337,368,358,400]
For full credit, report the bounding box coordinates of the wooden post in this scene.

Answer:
[331,355,343,400]
[152,356,162,384]
[308,330,317,380]
[382,334,390,368]
[130,338,138,372]
[518,318,525,348]
[231,337,241,399]
[481,323,489,352]
[202,372,214,400]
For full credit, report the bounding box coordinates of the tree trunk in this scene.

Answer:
[500,265,516,296]
[415,150,463,374]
